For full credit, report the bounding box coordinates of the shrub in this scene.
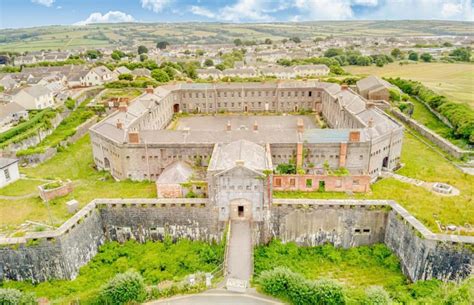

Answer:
[258,267,345,305]
[64,98,76,110]
[96,270,146,305]
[0,288,36,305]
[362,286,391,305]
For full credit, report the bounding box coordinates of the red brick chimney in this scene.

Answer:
[368,118,374,128]
[297,118,304,133]
[341,84,349,90]
[128,131,139,144]
[349,131,360,142]
[118,102,128,112]
[116,120,123,129]
[145,86,154,94]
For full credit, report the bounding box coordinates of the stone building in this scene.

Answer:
[89,80,403,222]
[356,75,397,102]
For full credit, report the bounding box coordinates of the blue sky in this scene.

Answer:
[1,0,473,29]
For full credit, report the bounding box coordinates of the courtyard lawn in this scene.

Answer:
[274,131,474,234]
[0,135,155,231]
[254,240,474,304]
[344,62,474,108]
[100,88,143,101]
[1,239,224,304]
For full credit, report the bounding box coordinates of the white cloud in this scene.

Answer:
[141,0,172,13]
[189,6,216,19]
[31,0,54,7]
[220,0,275,22]
[75,11,136,26]
[351,0,378,6]
[295,0,353,20]
[442,2,463,18]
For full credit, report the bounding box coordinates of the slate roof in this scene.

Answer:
[156,161,193,184]
[356,75,394,92]
[0,158,18,169]
[208,140,271,172]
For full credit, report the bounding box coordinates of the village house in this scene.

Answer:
[0,102,28,127]
[11,85,54,109]
[197,68,223,79]
[82,66,114,86]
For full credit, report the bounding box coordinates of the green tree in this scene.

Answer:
[391,48,402,59]
[139,54,148,62]
[450,47,471,62]
[118,73,133,81]
[264,38,272,44]
[290,36,301,43]
[151,69,170,83]
[408,51,419,61]
[97,271,147,305]
[324,48,344,58]
[215,63,225,71]
[111,50,126,61]
[204,59,214,67]
[233,38,243,46]
[137,45,148,55]
[85,49,101,59]
[420,53,433,62]
[156,41,169,50]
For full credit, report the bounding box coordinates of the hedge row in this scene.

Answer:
[258,267,392,305]
[387,77,474,144]
[0,109,57,147]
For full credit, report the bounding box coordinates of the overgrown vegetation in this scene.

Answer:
[16,98,96,156]
[1,239,224,304]
[0,109,57,149]
[254,240,474,304]
[388,77,474,144]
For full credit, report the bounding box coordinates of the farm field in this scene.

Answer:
[345,62,474,108]
[1,20,473,52]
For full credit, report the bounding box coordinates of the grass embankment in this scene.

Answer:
[1,239,224,304]
[275,132,474,234]
[344,62,474,108]
[0,109,57,149]
[16,99,95,156]
[254,240,473,304]
[100,88,143,101]
[0,135,155,231]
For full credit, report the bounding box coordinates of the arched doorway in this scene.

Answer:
[229,198,252,220]
[382,157,389,169]
[244,105,248,112]
[104,157,110,169]
[173,104,180,113]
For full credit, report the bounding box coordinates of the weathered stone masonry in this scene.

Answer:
[0,198,472,283]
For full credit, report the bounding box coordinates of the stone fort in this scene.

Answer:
[0,81,471,287]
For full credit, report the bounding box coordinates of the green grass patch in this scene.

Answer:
[1,239,224,304]
[254,240,474,304]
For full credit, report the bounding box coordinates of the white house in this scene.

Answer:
[12,85,54,109]
[0,102,28,127]
[0,158,20,188]
[197,68,223,79]
[81,66,114,86]
[293,65,330,77]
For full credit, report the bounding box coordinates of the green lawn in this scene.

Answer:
[100,88,143,101]
[275,132,474,235]
[344,62,474,108]
[1,239,224,304]
[254,240,473,304]
[0,135,155,230]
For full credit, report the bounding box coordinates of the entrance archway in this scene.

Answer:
[230,198,252,220]
[173,103,180,113]
[382,157,389,169]
[104,157,110,169]
[244,105,248,112]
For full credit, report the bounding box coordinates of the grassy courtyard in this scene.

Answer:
[1,239,224,304]
[254,240,473,304]
[344,62,474,108]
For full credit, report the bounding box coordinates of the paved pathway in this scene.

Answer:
[146,288,283,305]
[226,220,252,290]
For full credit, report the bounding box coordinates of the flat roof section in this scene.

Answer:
[172,115,317,132]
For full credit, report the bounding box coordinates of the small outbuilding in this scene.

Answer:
[0,158,20,188]
[156,161,203,198]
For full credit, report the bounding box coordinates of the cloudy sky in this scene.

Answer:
[1,0,473,28]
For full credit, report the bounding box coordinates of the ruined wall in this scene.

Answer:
[270,200,388,248]
[99,201,223,243]
[384,209,473,282]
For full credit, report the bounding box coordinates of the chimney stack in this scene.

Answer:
[118,102,128,112]
[226,120,231,131]
[116,119,123,129]
[368,118,374,128]
[253,120,258,131]
[297,118,304,133]
[349,130,360,142]
[128,131,140,144]
[366,101,375,109]
[145,86,154,94]
[236,160,245,166]
[341,84,349,90]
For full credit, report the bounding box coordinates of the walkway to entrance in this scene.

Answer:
[226,220,252,292]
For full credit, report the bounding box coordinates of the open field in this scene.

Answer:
[344,62,474,108]
[1,239,224,304]
[1,20,473,52]
[254,241,474,304]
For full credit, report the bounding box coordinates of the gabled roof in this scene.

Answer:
[208,140,271,172]
[18,85,51,98]
[356,75,394,92]
[0,158,18,169]
[156,161,193,184]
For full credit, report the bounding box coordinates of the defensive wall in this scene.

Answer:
[0,199,472,283]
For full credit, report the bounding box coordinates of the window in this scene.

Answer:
[275,178,282,187]
[309,91,312,97]
[335,179,342,188]
[290,178,296,187]
[306,179,312,188]
[4,168,10,181]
